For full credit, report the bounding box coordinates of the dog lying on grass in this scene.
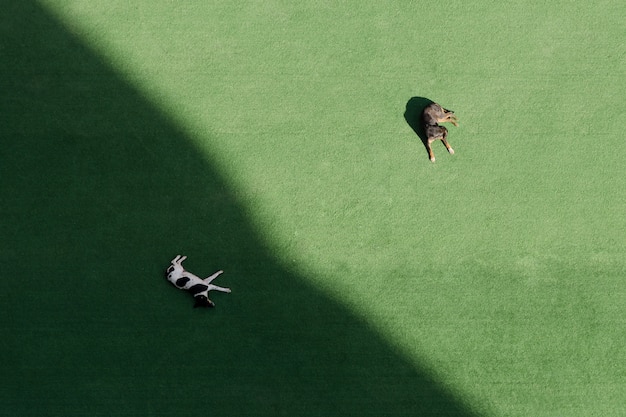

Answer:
[421,103,459,162]
[166,255,230,308]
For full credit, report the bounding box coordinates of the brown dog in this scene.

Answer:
[421,103,459,162]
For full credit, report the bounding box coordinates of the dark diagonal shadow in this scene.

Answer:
[0,3,479,416]
[404,96,436,161]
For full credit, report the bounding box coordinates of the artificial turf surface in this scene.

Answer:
[1,0,625,416]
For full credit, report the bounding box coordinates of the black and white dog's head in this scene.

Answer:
[193,295,215,308]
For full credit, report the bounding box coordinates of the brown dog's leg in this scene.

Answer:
[441,129,454,155]
[426,139,436,162]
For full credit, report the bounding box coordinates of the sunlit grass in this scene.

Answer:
[35,1,626,415]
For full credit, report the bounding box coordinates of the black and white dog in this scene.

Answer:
[166,255,231,308]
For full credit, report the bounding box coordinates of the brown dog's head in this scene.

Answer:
[193,295,215,308]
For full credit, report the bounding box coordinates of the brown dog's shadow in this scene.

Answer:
[404,96,435,158]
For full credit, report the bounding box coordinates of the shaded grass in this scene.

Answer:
[0,2,481,416]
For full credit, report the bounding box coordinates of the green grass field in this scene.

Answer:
[1,0,624,416]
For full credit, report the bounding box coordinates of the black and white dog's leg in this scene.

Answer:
[205,271,230,293]
[207,284,231,293]
[183,269,230,292]
[203,270,224,284]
